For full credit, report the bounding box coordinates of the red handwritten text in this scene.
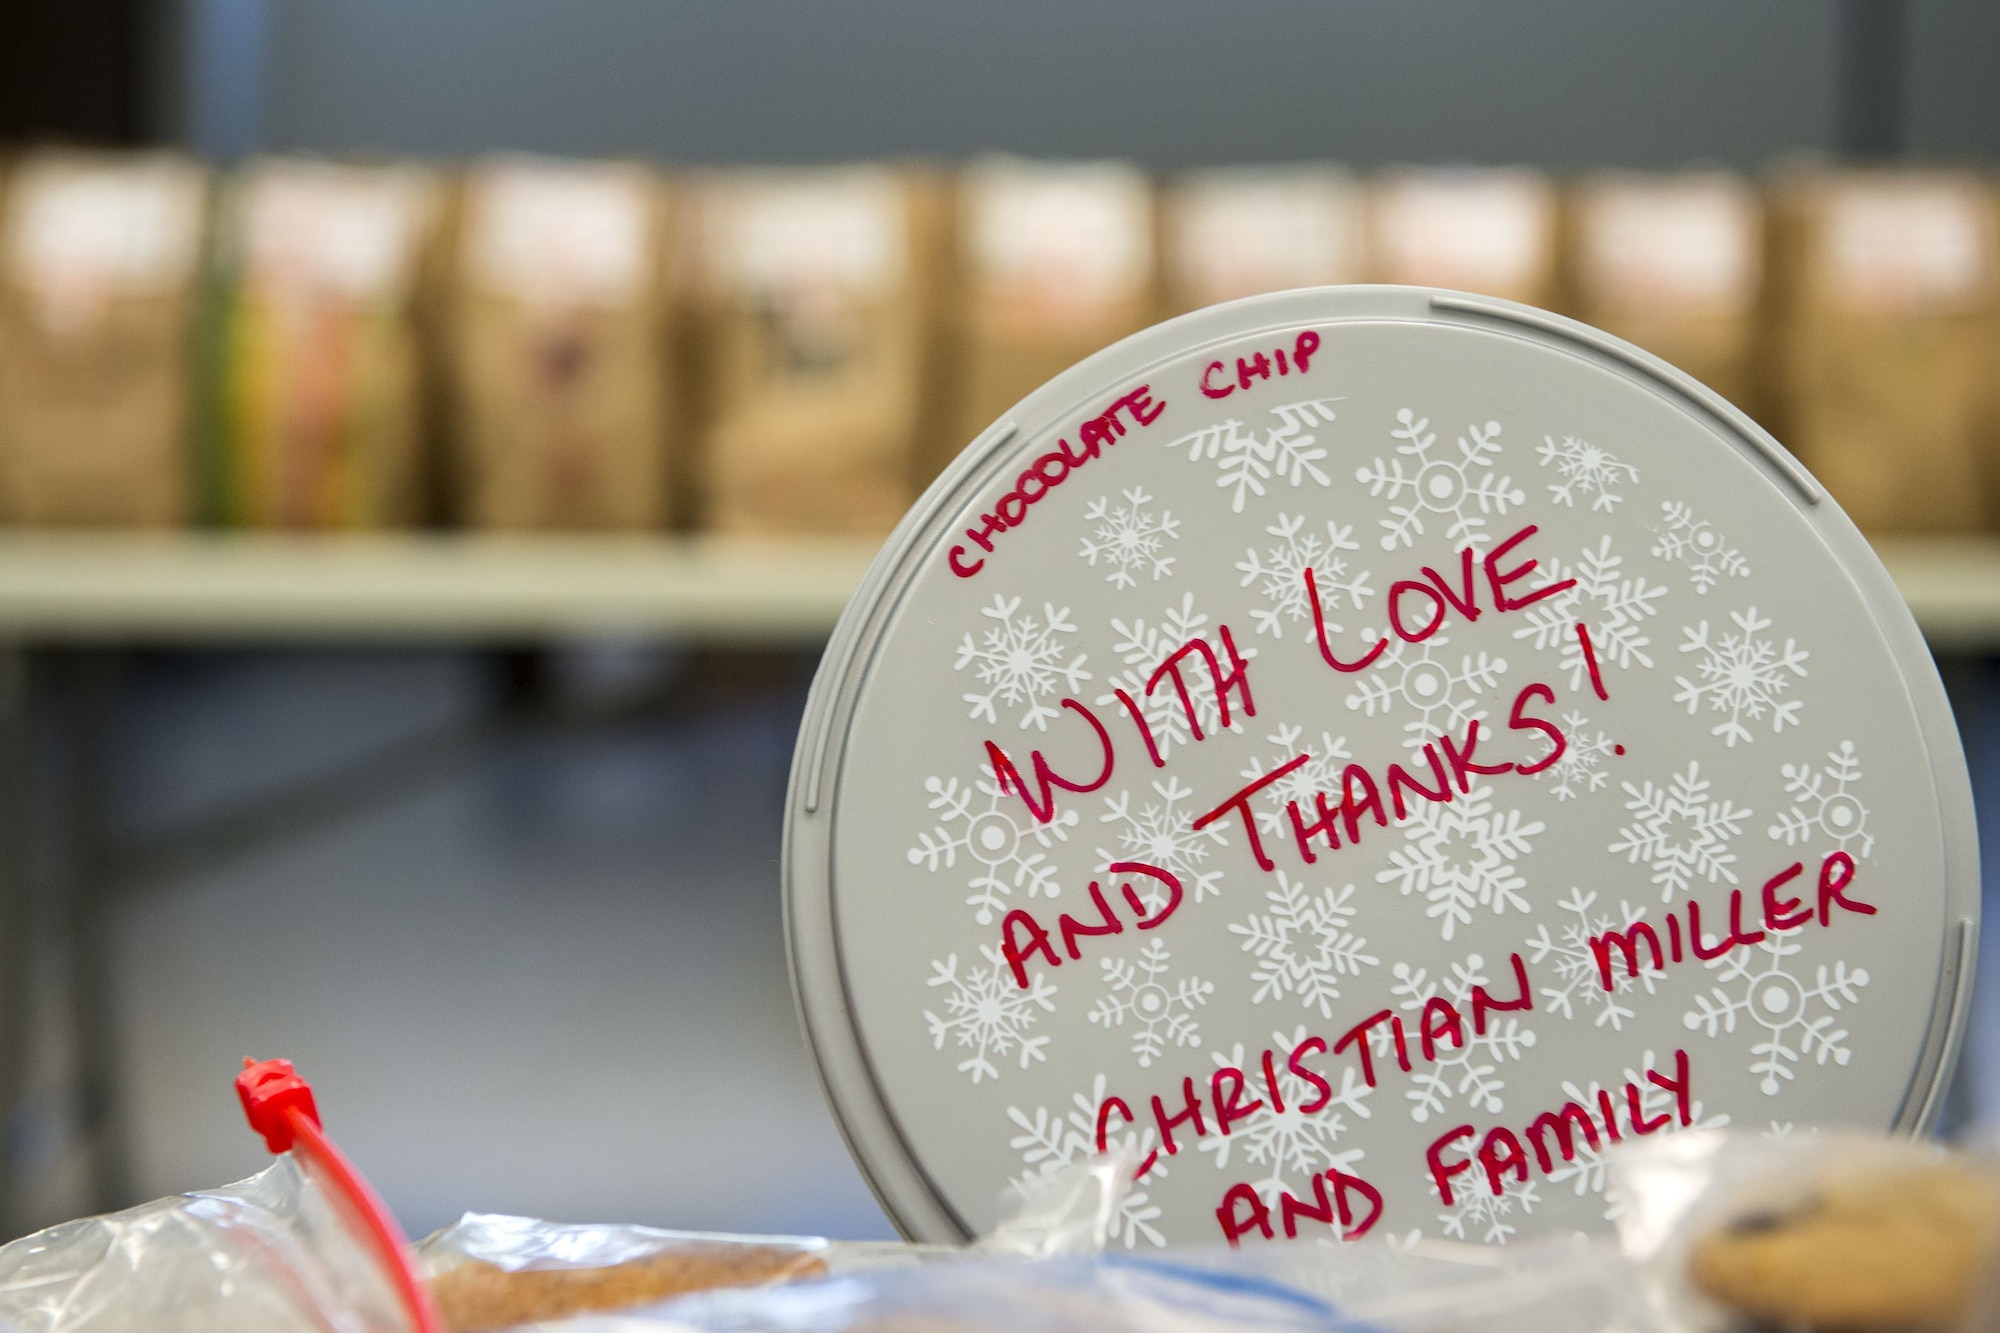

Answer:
[1428,1049,1692,1206]
[1200,330,1322,400]
[1216,1167,1384,1245]
[986,625,1253,824]
[1092,955,1533,1182]
[1000,861,1184,989]
[1191,684,1568,873]
[1308,524,1577,673]
[1330,953,1534,1091]
[1092,1030,1353,1179]
[949,384,1167,578]
[1589,851,1874,992]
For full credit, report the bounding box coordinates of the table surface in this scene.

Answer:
[0,530,1987,647]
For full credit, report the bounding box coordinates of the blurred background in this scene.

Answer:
[0,0,1996,1243]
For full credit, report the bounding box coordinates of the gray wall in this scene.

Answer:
[168,0,1997,169]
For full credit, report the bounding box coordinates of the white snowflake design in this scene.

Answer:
[907,770,1080,926]
[1236,723,1353,844]
[1536,433,1639,513]
[1375,954,1538,1123]
[1651,500,1750,595]
[1510,535,1666,694]
[1356,409,1525,551]
[1525,887,1662,1031]
[1530,710,1617,801]
[1198,1027,1373,1207]
[1608,760,1751,904]
[1234,512,1374,640]
[1229,873,1379,1020]
[1343,634,1507,752]
[1094,593,1250,762]
[1165,399,1341,513]
[1770,740,1873,860]
[1098,775,1230,905]
[1089,937,1215,1069]
[1674,606,1810,747]
[1684,929,1870,1096]
[1546,1053,1730,1221]
[955,594,1091,731]
[1376,784,1546,941]
[925,945,1058,1084]
[1078,486,1181,590]
[1006,1073,1168,1249]
[1435,1174,1541,1245]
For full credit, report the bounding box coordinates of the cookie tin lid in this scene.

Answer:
[785,286,1978,1248]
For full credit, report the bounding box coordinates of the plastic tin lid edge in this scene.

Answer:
[783,420,1028,1242]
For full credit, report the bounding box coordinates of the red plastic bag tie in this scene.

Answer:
[237,1057,445,1333]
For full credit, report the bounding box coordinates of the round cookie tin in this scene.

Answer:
[784,286,1979,1248]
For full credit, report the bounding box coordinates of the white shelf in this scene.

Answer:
[0,533,882,643]
[0,532,1986,648]
[1872,537,2000,652]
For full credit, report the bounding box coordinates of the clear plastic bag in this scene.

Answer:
[409,1147,1131,1329]
[508,1235,1652,1333]
[0,1090,1662,1333]
[0,1155,411,1333]
[415,1217,863,1332]
[453,1156,1648,1333]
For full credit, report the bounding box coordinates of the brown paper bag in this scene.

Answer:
[1163,165,1365,314]
[690,166,941,535]
[206,158,441,529]
[1367,167,1560,309]
[445,156,674,531]
[943,157,1156,467]
[1567,171,1762,410]
[0,150,207,526]
[1769,169,1998,535]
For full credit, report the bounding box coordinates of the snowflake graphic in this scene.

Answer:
[1229,873,1380,1020]
[1510,535,1666,694]
[1164,399,1341,513]
[1536,434,1639,513]
[1683,929,1870,1096]
[1608,760,1751,904]
[1007,1073,1168,1249]
[1525,887,1662,1031]
[1343,634,1507,752]
[1673,606,1810,747]
[925,945,1058,1084]
[955,594,1091,731]
[1770,740,1873,860]
[1356,409,1525,552]
[1435,1173,1541,1246]
[907,770,1080,926]
[1098,775,1230,905]
[1652,500,1750,595]
[1236,724,1353,844]
[1376,784,1545,941]
[1546,1053,1730,1221]
[1234,512,1375,640]
[1375,954,1537,1123]
[1078,486,1181,590]
[1197,1027,1373,1207]
[1089,938,1215,1068]
[1529,710,1617,801]
[1094,593,1250,761]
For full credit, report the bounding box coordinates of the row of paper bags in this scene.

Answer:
[0,149,1996,535]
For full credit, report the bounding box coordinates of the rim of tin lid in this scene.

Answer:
[782,284,1980,1243]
